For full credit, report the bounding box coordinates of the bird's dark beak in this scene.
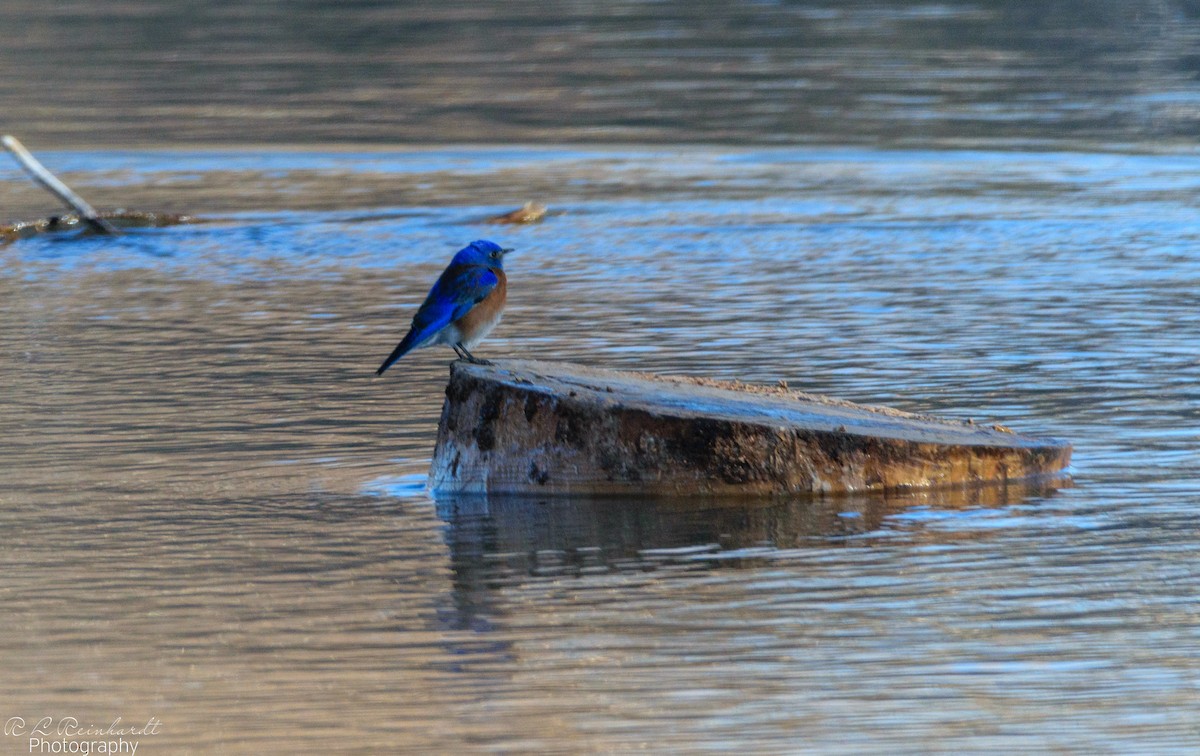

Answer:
[501,248,515,255]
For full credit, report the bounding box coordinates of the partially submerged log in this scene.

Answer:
[429,359,1072,496]
[1,135,199,241]
[0,210,193,243]
[2,135,119,235]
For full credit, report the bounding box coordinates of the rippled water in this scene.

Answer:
[5,0,1200,149]
[2,146,1200,752]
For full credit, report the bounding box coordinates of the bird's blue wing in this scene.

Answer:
[412,264,499,335]
[376,264,501,376]
[376,265,499,376]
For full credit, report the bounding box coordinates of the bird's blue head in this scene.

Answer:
[451,239,513,269]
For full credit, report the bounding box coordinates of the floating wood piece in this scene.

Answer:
[428,359,1072,496]
[487,201,547,224]
[2,135,119,235]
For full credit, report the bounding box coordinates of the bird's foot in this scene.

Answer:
[454,344,493,365]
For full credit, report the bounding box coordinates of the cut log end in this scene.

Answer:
[427,359,1072,497]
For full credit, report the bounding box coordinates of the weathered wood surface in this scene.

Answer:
[428,359,1072,496]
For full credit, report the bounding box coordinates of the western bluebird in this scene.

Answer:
[376,239,513,375]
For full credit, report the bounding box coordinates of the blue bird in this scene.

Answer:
[376,240,513,375]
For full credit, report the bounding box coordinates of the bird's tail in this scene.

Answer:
[375,328,423,376]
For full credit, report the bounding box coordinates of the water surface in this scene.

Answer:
[2,146,1200,752]
[4,0,1200,149]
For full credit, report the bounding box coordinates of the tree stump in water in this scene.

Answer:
[428,359,1072,497]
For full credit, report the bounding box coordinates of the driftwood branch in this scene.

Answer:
[2,135,119,235]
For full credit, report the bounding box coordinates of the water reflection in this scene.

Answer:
[434,481,1068,624]
[439,481,1070,560]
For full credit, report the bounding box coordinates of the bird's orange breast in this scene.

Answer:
[454,267,507,338]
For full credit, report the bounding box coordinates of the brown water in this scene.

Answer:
[4,1,1200,753]
[3,147,1200,753]
[3,0,1200,149]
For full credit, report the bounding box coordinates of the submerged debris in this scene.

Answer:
[3,134,120,235]
[0,211,195,243]
[2,135,195,244]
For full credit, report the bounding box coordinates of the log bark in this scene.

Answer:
[428,359,1072,497]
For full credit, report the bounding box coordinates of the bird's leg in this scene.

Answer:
[452,343,468,360]
[455,343,492,366]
